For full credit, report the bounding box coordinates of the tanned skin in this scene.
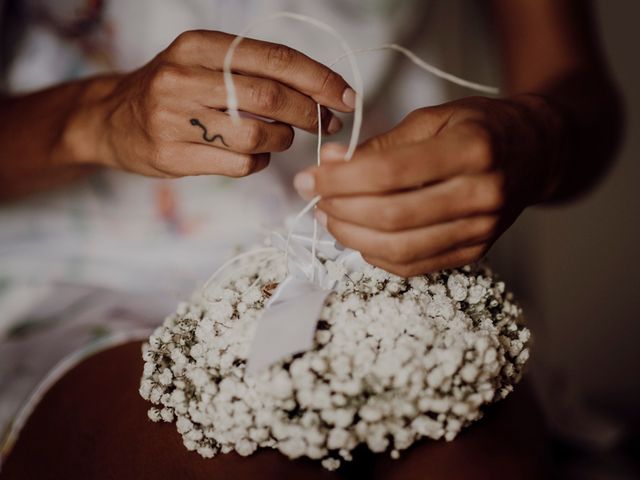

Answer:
[0,341,550,480]
[0,2,622,277]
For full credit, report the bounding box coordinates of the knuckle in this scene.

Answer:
[386,241,412,264]
[466,127,494,170]
[462,245,487,264]
[374,160,401,190]
[145,107,170,138]
[365,132,395,153]
[149,145,174,174]
[169,30,200,56]
[302,105,320,130]
[406,107,430,122]
[484,177,506,211]
[266,43,296,71]
[250,82,283,112]
[379,204,405,231]
[482,217,498,239]
[392,263,417,278]
[477,216,498,239]
[231,155,261,177]
[146,109,161,136]
[150,63,184,93]
[316,68,336,95]
[452,176,475,212]
[242,122,265,152]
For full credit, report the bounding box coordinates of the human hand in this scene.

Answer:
[293,95,563,276]
[74,30,355,177]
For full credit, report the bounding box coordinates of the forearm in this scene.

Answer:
[0,75,118,201]
[492,0,624,204]
[515,70,622,204]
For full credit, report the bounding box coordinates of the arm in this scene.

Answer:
[0,31,355,201]
[295,0,623,276]
[491,0,623,202]
[0,78,109,199]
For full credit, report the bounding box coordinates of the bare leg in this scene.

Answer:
[1,341,551,479]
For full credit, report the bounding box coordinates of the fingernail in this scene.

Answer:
[342,87,356,109]
[321,143,348,161]
[293,172,315,198]
[327,115,342,134]
[315,210,327,228]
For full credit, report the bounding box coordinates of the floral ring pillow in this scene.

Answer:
[139,13,529,471]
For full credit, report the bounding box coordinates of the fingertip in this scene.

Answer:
[253,153,271,173]
[320,143,348,162]
[293,169,316,200]
[326,115,343,135]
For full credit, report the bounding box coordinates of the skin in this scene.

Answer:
[0,341,551,479]
[0,1,623,275]
[293,0,623,277]
[0,30,355,198]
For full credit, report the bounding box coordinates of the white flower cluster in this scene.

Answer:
[140,254,530,470]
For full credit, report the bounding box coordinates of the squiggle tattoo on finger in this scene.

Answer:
[189,118,229,146]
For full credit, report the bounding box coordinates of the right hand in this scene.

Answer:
[74,30,355,177]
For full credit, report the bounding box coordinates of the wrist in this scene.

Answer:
[508,93,569,205]
[54,75,121,169]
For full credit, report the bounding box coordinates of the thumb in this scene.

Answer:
[360,105,452,156]
[318,123,412,164]
[319,105,450,163]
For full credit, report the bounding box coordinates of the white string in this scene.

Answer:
[329,44,499,95]
[201,247,277,301]
[310,103,322,282]
[283,195,321,276]
[222,12,364,160]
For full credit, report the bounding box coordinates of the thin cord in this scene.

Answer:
[201,247,278,300]
[310,103,322,282]
[222,12,364,160]
[330,43,499,95]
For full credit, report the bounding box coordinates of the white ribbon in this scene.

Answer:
[245,218,367,374]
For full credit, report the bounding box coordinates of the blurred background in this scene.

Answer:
[491,2,640,478]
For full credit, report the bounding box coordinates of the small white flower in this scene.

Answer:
[160,407,174,422]
[147,408,161,422]
[321,458,341,471]
[140,246,529,470]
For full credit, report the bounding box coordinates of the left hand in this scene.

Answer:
[293,95,562,276]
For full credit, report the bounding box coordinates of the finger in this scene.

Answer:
[355,106,453,154]
[295,125,492,198]
[150,142,270,177]
[318,173,505,232]
[166,30,356,112]
[316,104,459,162]
[362,244,488,278]
[319,213,498,265]
[208,73,342,134]
[183,109,294,153]
[151,67,341,135]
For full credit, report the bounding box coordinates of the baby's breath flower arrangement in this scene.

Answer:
[137,13,528,469]
[140,249,530,470]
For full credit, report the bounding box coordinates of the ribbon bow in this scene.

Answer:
[245,216,366,374]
